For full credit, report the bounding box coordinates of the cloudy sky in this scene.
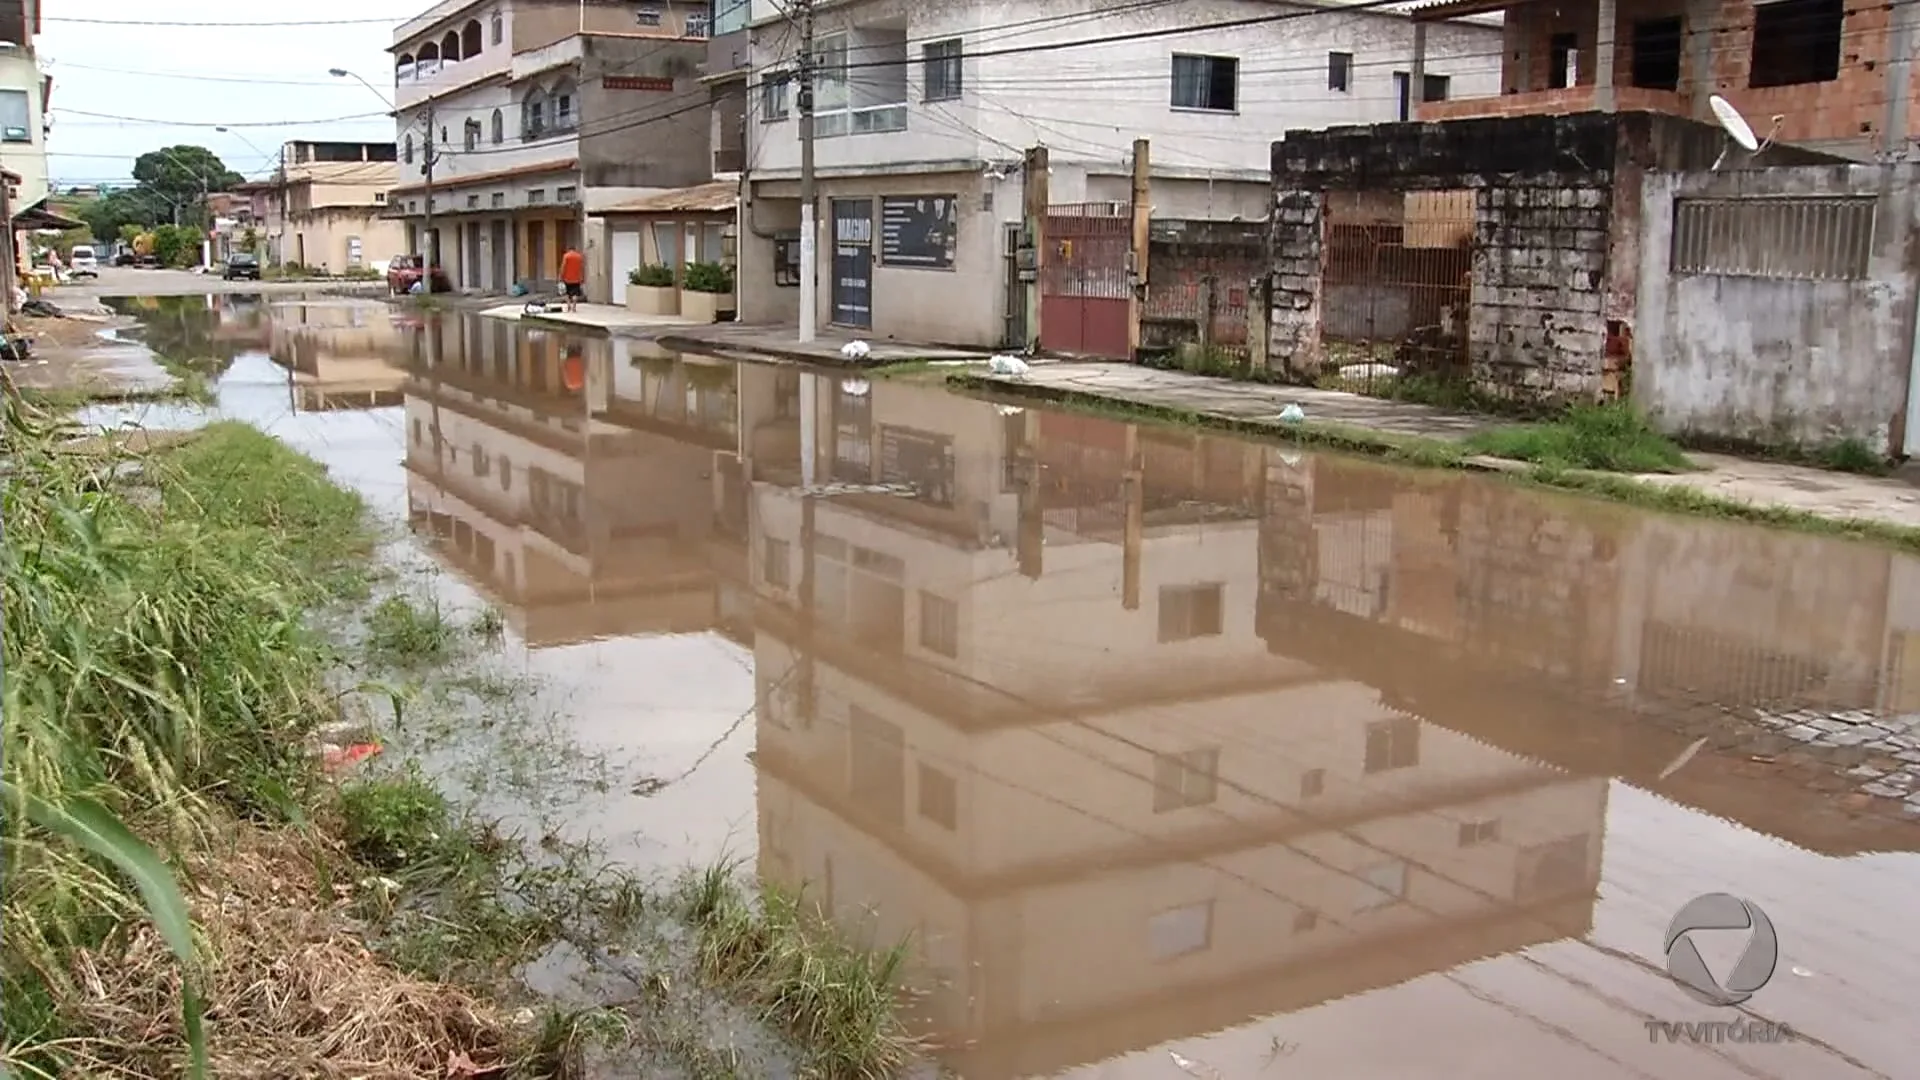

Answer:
[40,0,406,188]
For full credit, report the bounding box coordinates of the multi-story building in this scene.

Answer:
[250,141,406,273]
[1409,0,1920,162]
[386,0,717,297]
[1,0,57,285]
[733,0,1501,346]
[0,0,46,216]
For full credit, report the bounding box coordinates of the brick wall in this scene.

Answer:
[1476,0,1914,157]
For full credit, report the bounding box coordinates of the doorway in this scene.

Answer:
[611,228,641,304]
[490,220,508,290]
[831,198,872,329]
[527,221,546,288]
[464,222,482,289]
[1003,223,1027,349]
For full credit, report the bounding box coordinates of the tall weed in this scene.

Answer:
[1,393,370,1073]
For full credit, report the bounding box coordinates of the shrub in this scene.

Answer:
[682,261,733,294]
[628,263,675,287]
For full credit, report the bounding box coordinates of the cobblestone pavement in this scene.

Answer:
[1749,708,1920,815]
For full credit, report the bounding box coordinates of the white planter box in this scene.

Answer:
[626,283,679,315]
[680,289,723,324]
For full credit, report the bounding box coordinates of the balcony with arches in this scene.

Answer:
[394,10,511,111]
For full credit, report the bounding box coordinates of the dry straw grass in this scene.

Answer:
[55,824,512,1079]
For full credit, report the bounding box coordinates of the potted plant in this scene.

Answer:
[679,261,735,324]
[626,263,679,315]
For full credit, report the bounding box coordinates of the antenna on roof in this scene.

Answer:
[1708,95,1760,170]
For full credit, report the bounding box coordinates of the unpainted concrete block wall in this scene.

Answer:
[1268,113,1627,400]
[1268,191,1324,374]
[1472,184,1613,398]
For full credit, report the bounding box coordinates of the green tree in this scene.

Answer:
[76,189,162,245]
[151,224,204,268]
[130,146,243,226]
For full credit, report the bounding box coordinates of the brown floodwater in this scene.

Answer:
[93,296,1920,1079]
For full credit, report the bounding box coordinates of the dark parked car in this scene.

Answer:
[223,253,262,281]
[112,249,137,267]
[387,254,451,295]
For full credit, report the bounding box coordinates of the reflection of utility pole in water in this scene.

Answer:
[1122,423,1143,610]
[1014,409,1043,580]
[798,372,818,727]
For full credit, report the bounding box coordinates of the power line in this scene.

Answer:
[44,14,396,26]
[45,60,361,87]
[55,107,391,127]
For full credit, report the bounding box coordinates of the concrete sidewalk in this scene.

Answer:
[479,301,698,335]
[956,362,1920,536]
[657,322,991,366]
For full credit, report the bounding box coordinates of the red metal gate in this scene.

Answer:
[1041,203,1131,358]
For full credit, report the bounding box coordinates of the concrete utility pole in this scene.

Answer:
[422,100,439,288]
[1127,138,1150,359]
[1020,145,1049,353]
[796,0,817,343]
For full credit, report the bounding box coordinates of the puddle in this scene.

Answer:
[93,294,1920,1079]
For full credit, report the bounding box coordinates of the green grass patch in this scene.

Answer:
[1524,465,1920,552]
[864,359,942,380]
[365,594,459,666]
[678,863,918,1079]
[1462,403,1693,474]
[0,400,384,1075]
[154,355,220,405]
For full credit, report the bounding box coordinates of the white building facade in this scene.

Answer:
[0,0,50,218]
[737,0,1500,347]
[388,0,715,297]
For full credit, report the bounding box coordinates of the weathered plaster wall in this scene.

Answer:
[1269,113,1624,397]
[1267,111,1851,401]
[1632,164,1920,454]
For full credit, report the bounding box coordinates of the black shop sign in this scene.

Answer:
[879,195,958,270]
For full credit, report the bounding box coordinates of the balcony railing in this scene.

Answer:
[815,103,906,138]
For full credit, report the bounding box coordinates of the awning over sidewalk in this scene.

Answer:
[590,180,736,216]
[12,199,84,230]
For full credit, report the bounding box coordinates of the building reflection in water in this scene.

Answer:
[746,376,1609,1077]
[267,299,412,413]
[390,311,1920,1077]
[399,311,752,647]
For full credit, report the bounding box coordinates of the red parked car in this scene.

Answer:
[387,255,451,295]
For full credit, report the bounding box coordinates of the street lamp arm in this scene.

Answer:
[328,68,394,111]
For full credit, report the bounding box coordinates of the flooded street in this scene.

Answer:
[88,294,1920,1079]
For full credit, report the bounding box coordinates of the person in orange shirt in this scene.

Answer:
[559,246,585,311]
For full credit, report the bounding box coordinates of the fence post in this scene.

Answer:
[1248,273,1270,374]
[1199,274,1216,353]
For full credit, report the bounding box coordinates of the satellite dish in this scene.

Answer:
[1710,95,1760,151]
